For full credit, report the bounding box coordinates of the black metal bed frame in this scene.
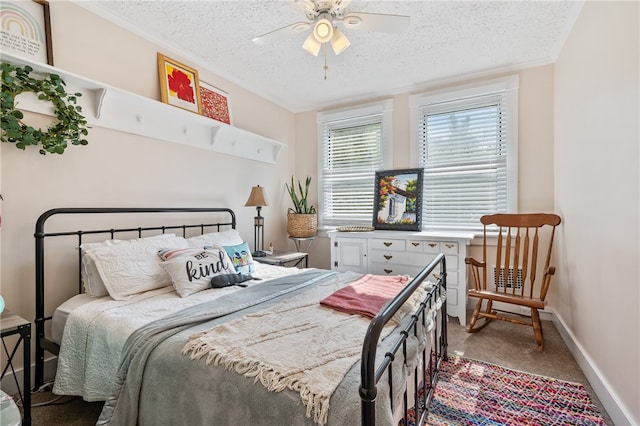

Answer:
[360,254,448,426]
[33,207,447,426]
[34,207,236,388]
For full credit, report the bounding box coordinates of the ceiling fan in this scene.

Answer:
[252,0,410,57]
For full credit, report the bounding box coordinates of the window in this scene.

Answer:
[410,76,518,232]
[317,100,393,227]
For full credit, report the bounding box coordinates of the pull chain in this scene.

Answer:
[323,43,328,80]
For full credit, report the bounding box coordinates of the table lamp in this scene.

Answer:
[244,185,267,257]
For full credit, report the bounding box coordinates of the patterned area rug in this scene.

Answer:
[423,356,607,425]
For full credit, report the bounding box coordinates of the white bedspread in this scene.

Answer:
[53,263,306,401]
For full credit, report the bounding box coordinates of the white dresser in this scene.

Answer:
[328,230,474,325]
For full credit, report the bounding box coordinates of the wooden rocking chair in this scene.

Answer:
[466,213,561,350]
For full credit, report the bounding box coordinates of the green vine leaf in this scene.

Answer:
[1,62,89,155]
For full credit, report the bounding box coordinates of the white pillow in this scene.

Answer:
[85,234,188,300]
[80,240,122,297]
[186,229,243,248]
[161,248,236,297]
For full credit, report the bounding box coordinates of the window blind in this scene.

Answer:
[319,114,384,225]
[415,84,516,232]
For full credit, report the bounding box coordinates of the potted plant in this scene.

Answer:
[285,176,317,238]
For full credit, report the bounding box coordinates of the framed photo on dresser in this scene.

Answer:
[373,168,423,231]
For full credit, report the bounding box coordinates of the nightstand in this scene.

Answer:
[254,251,308,268]
[1,309,31,426]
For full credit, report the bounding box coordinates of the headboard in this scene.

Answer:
[33,207,236,388]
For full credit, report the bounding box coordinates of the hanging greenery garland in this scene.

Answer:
[1,62,89,155]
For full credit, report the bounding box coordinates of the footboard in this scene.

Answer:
[34,207,236,389]
[360,254,447,426]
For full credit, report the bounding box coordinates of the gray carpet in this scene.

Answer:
[15,316,612,425]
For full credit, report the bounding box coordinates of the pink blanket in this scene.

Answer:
[320,274,410,318]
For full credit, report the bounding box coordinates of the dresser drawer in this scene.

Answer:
[370,263,423,277]
[369,250,430,266]
[423,241,441,254]
[442,241,459,254]
[406,240,426,252]
[423,240,459,254]
[370,262,457,284]
[370,238,406,251]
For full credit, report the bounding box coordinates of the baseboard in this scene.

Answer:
[551,310,637,425]
[1,356,58,396]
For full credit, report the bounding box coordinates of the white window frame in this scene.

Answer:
[317,99,394,228]
[409,76,519,232]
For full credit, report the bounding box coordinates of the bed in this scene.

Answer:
[34,207,448,426]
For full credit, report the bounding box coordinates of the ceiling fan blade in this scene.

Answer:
[291,0,319,19]
[252,21,312,46]
[341,12,410,33]
[329,0,354,16]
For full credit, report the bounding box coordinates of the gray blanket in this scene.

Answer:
[98,269,418,426]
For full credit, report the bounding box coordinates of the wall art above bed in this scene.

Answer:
[199,81,232,125]
[157,53,202,114]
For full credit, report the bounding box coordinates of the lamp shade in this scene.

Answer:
[245,185,267,207]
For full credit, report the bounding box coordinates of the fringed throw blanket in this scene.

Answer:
[320,273,410,318]
[183,273,426,426]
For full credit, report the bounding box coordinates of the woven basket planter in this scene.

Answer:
[287,213,317,238]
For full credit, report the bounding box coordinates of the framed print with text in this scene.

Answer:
[0,0,53,65]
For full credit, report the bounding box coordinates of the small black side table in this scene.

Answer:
[255,251,308,268]
[1,309,31,426]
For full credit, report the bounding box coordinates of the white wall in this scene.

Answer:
[0,2,296,345]
[554,1,639,424]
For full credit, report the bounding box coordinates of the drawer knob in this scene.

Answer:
[445,243,455,249]
[384,269,393,274]
[384,255,393,260]
[432,273,441,280]
[428,243,437,248]
[383,242,392,247]
[411,242,420,247]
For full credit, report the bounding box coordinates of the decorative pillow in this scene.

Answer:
[85,234,188,300]
[161,248,236,297]
[158,247,209,261]
[222,242,255,275]
[186,229,243,248]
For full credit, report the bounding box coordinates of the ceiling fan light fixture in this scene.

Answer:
[330,27,350,55]
[313,18,334,43]
[302,32,322,56]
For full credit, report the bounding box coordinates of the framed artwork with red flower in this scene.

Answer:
[157,53,202,114]
[199,81,233,125]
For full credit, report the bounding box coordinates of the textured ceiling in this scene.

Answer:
[78,0,583,113]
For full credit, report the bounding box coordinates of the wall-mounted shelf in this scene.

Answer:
[0,53,286,164]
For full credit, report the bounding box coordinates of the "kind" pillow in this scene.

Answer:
[161,248,236,297]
